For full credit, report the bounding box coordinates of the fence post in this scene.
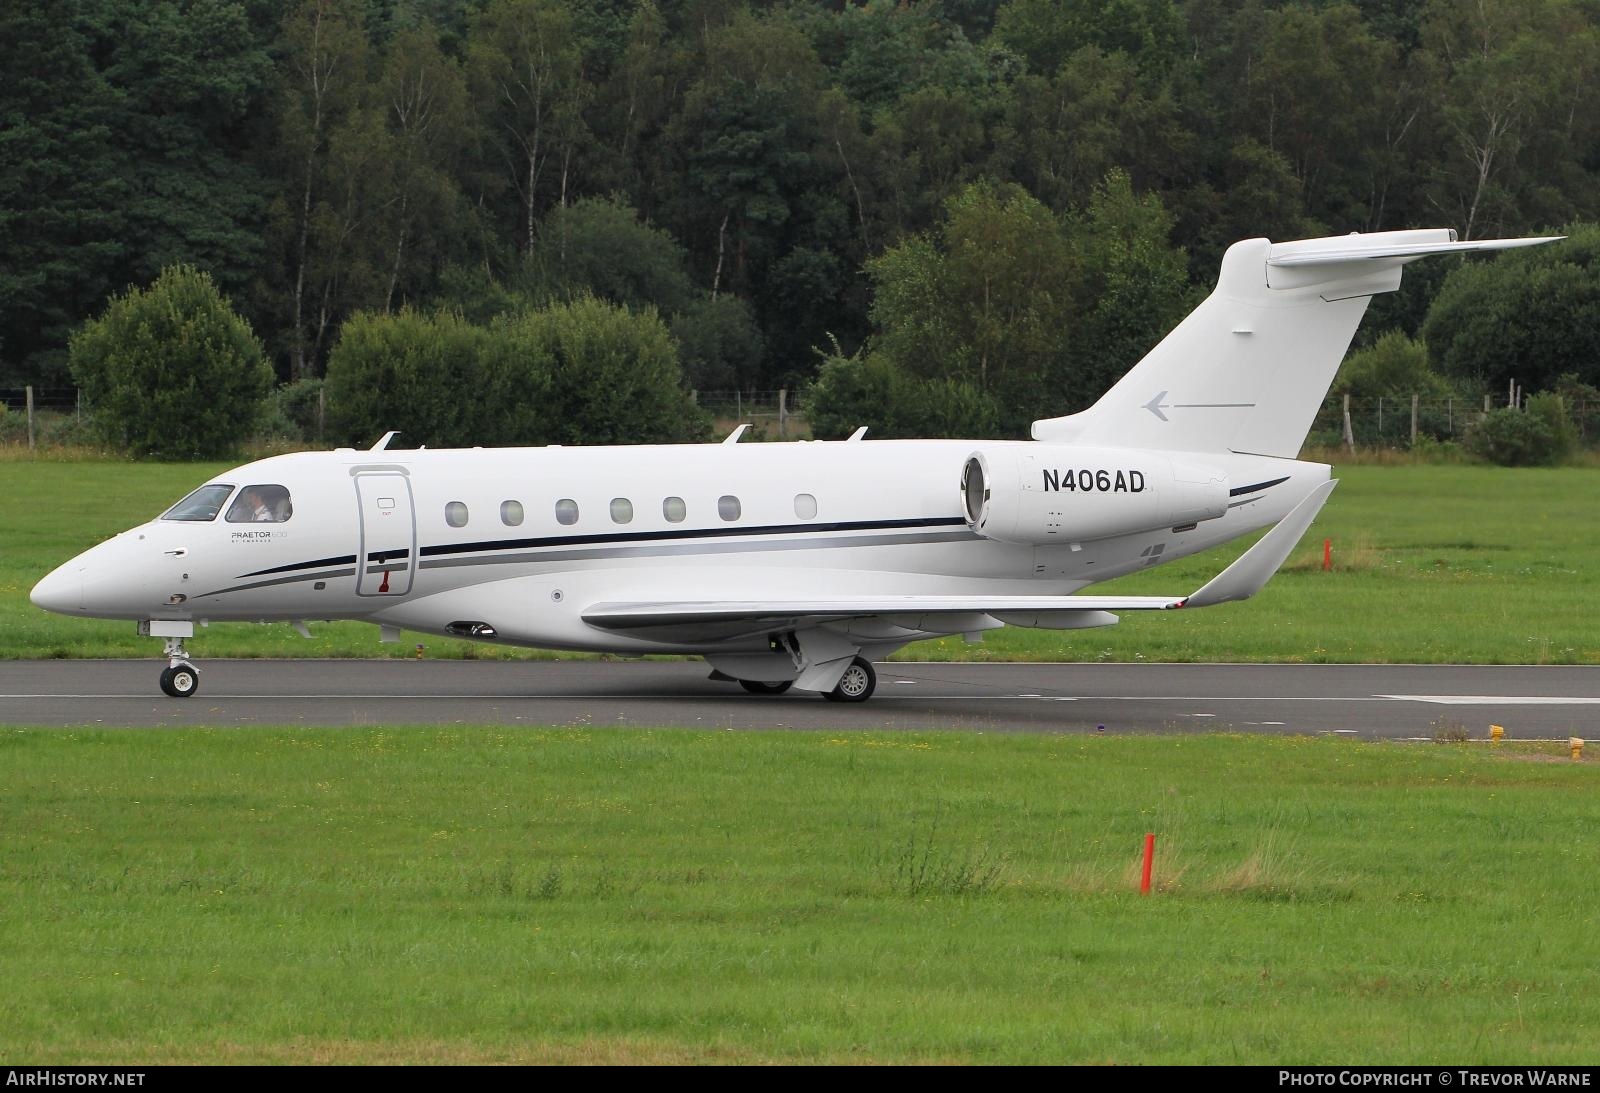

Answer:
[1483,394,1491,414]
[317,386,326,443]
[736,390,742,420]
[25,385,34,450]
[1410,394,1419,447]
[1447,397,1453,435]
[1342,393,1354,453]
[778,388,788,439]
[1377,396,1383,437]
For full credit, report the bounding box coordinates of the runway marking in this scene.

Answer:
[1,693,1594,705]
[1374,695,1600,705]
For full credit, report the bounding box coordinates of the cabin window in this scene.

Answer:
[163,484,234,522]
[794,493,818,520]
[610,498,634,524]
[445,501,468,528]
[663,496,686,523]
[718,494,741,521]
[500,500,524,527]
[555,499,579,525]
[225,484,293,523]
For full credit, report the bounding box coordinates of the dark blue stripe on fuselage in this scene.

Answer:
[1229,476,1289,497]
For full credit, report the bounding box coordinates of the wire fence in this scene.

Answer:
[1309,395,1600,449]
[693,389,806,438]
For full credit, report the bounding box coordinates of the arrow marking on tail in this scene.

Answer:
[1144,391,1257,421]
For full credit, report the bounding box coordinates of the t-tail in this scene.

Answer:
[1032,228,1561,456]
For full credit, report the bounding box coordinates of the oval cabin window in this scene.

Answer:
[663,496,686,523]
[610,498,634,524]
[445,502,468,528]
[501,500,524,527]
[718,495,741,521]
[794,493,818,520]
[554,499,579,526]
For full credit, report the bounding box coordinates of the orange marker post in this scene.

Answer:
[1140,833,1155,895]
[1323,538,1332,571]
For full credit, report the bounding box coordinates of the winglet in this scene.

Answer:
[1183,479,1338,608]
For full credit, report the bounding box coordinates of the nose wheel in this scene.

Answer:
[158,635,199,698]
[160,662,199,698]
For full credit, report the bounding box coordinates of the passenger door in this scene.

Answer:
[355,472,416,597]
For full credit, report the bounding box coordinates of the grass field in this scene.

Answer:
[2,457,1596,663]
[3,727,1598,1064]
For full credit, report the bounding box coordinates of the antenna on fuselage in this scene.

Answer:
[370,431,400,451]
[722,424,750,445]
[846,426,868,441]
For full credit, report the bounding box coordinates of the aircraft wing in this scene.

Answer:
[583,481,1337,642]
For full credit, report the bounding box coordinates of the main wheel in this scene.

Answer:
[159,663,199,698]
[823,657,876,703]
[739,679,793,695]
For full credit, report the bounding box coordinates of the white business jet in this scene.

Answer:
[32,228,1556,700]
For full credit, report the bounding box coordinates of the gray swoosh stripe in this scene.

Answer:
[196,530,980,596]
[418,530,982,570]
[195,567,357,598]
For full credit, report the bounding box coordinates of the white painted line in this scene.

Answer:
[1374,695,1600,705]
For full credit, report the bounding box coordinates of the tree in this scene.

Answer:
[1334,330,1455,398]
[467,0,589,256]
[1421,222,1600,394]
[273,0,373,379]
[377,24,472,313]
[805,341,1000,440]
[0,4,124,382]
[69,265,273,459]
[1064,170,1193,409]
[324,308,488,447]
[525,196,697,313]
[511,295,709,445]
[868,180,1078,434]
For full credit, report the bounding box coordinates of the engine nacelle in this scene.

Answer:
[961,445,1229,545]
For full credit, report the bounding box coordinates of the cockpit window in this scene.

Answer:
[162,484,235,522]
[225,484,293,523]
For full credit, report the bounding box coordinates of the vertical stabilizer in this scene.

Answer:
[1032,229,1561,456]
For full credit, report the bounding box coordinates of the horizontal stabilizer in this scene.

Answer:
[1266,235,1563,268]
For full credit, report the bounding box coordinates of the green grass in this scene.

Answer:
[3,727,1598,1064]
[2,458,1597,662]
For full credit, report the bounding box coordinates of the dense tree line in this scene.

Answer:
[6,0,1600,443]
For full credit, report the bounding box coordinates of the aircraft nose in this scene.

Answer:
[31,564,84,614]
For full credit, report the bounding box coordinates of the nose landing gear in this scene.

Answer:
[140,620,200,698]
[159,654,199,698]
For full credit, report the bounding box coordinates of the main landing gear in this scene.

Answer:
[733,656,878,703]
[822,657,875,703]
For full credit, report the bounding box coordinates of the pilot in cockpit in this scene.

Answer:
[226,485,292,524]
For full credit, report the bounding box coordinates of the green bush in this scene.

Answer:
[67,265,273,459]
[325,298,709,448]
[806,342,1000,439]
[1465,394,1578,466]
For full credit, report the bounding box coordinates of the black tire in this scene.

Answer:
[160,664,199,698]
[823,657,875,703]
[739,679,793,695]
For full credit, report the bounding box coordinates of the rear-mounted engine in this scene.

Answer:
[961,446,1229,545]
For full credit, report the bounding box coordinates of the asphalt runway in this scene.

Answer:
[1,659,1597,737]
